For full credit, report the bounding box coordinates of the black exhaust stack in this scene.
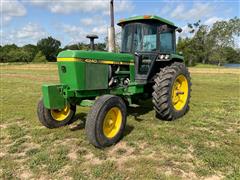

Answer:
[108,0,115,52]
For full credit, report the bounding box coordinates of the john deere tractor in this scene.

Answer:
[37,15,191,148]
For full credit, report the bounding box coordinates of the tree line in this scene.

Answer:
[0,37,106,63]
[177,17,240,66]
[0,17,239,65]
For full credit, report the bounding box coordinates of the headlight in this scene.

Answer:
[158,54,170,60]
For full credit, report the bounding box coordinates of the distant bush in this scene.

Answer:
[32,51,47,63]
[0,44,37,63]
[37,36,61,62]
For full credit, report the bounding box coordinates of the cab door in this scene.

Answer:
[135,52,158,84]
[132,23,158,84]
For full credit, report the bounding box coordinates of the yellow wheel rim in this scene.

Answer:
[103,107,122,138]
[172,74,189,111]
[50,104,71,121]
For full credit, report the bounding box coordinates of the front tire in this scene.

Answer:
[85,95,127,148]
[152,62,191,120]
[37,99,76,128]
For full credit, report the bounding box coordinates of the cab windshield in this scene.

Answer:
[121,23,157,53]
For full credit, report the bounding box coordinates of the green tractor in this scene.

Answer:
[37,15,191,148]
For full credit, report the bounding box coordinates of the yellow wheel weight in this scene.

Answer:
[171,74,189,111]
[103,107,122,138]
[50,104,71,121]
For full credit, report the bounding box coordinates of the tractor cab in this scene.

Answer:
[118,15,182,83]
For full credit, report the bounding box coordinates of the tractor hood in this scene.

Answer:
[57,50,134,63]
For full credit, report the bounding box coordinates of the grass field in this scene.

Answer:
[1,64,240,179]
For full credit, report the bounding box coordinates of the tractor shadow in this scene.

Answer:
[67,99,153,137]
[68,112,134,137]
[68,113,87,131]
[123,124,134,137]
[127,99,153,122]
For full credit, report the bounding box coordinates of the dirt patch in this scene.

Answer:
[0,124,8,129]
[68,151,78,161]
[108,141,135,157]
[184,145,195,161]
[106,141,156,169]
[18,170,33,179]
[204,141,219,148]
[57,165,72,178]
[23,142,41,152]
[54,138,79,147]
[181,171,198,179]
[0,152,6,158]
[38,174,52,180]
[204,175,224,180]
[163,166,198,179]
[83,152,102,165]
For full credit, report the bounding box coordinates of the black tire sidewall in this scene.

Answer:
[37,99,76,128]
[86,95,127,148]
[96,96,126,147]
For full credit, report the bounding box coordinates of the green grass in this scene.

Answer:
[0,63,240,179]
[194,63,222,68]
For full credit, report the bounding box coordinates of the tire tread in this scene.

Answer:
[152,62,191,120]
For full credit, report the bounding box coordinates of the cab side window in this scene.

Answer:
[160,32,173,52]
[159,25,174,53]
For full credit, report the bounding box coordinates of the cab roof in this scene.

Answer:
[117,15,177,28]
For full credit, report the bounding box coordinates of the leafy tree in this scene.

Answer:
[6,49,32,63]
[209,17,240,48]
[0,46,5,63]
[33,51,47,63]
[19,50,33,63]
[224,47,240,63]
[37,36,61,62]
[64,43,106,51]
[64,43,89,50]
[187,20,201,34]
[64,44,80,50]
[2,44,18,50]
[95,43,106,51]
[23,44,38,62]
[186,21,213,64]
[177,37,197,66]
[207,17,240,65]
[0,44,19,62]
[178,17,240,66]
[209,47,227,66]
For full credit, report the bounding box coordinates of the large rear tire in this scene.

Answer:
[37,99,76,128]
[85,95,127,148]
[152,62,191,120]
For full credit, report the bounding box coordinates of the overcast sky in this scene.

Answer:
[1,0,239,47]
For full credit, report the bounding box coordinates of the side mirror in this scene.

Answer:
[176,27,182,33]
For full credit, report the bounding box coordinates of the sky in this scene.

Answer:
[1,0,239,47]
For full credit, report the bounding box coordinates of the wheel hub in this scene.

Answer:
[103,107,122,138]
[50,104,71,121]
